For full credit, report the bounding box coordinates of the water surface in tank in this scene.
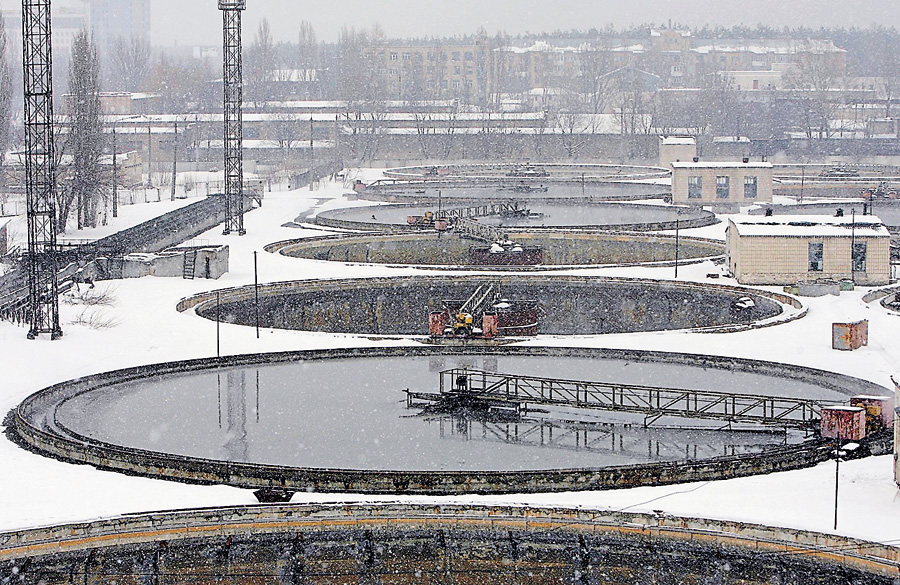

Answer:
[54,354,839,473]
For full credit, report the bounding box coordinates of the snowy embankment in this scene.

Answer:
[0,175,898,547]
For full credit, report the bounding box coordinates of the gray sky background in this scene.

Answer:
[150,1,900,47]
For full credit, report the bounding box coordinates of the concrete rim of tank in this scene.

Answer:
[13,345,883,496]
[0,503,897,581]
[314,201,718,233]
[176,274,807,335]
[382,162,672,182]
[265,232,726,271]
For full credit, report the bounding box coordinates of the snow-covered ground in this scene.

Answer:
[1,176,899,548]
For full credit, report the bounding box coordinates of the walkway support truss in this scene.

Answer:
[219,0,246,235]
[407,369,835,429]
[22,0,61,340]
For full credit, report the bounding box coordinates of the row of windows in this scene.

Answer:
[383,67,474,78]
[687,176,758,199]
[808,242,867,272]
[389,51,475,62]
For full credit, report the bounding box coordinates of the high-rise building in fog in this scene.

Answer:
[88,0,150,49]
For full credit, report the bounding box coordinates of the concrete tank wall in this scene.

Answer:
[0,505,897,584]
[271,232,723,268]
[196,275,785,336]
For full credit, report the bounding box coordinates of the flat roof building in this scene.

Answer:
[727,215,891,286]
[659,136,696,168]
[672,161,773,208]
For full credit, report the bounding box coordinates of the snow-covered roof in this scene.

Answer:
[692,39,845,55]
[660,136,696,146]
[651,29,691,38]
[672,161,772,169]
[730,215,890,238]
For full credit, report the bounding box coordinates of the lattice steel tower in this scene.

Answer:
[22,0,62,339]
[219,0,246,235]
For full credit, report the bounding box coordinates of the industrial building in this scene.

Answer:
[672,160,773,207]
[726,215,892,286]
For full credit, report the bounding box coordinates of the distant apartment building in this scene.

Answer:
[88,0,150,50]
[727,215,891,286]
[369,40,493,103]
[488,32,847,95]
[671,161,773,207]
[2,5,87,62]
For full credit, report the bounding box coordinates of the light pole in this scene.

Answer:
[171,118,178,201]
[833,442,860,530]
[111,122,118,218]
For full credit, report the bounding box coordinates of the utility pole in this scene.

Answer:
[112,123,118,218]
[22,0,62,340]
[850,209,856,284]
[674,219,680,278]
[171,119,178,201]
[219,0,247,235]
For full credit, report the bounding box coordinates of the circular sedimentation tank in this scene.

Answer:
[268,232,724,269]
[1,505,896,584]
[13,346,884,495]
[316,200,716,232]
[382,162,672,181]
[181,275,795,336]
[750,200,900,233]
[360,182,671,202]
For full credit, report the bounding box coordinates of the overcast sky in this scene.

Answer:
[149,0,900,47]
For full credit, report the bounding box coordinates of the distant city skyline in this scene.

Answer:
[147,0,900,47]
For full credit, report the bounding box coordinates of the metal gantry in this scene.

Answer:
[219,0,246,235]
[22,0,62,339]
[405,369,837,429]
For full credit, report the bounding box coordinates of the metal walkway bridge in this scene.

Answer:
[437,201,529,221]
[406,368,837,429]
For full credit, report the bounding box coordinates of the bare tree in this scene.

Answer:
[784,54,844,140]
[553,91,590,158]
[297,20,318,70]
[337,25,388,161]
[0,15,12,200]
[108,36,152,92]
[246,19,277,107]
[62,30,107,231]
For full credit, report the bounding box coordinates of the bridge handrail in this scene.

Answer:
[439,368,835,427]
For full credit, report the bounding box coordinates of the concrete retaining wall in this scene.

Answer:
[14,346,887,496]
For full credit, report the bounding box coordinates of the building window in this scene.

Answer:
[390,53,398,61]
[452,52,460,61]
[852,242,867,272]
[809,242,824,272]
[744,176,758,198]
[465,51,474,61]
[688,176,702,198]
[716,176,730,198]
[402,53,411,61]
